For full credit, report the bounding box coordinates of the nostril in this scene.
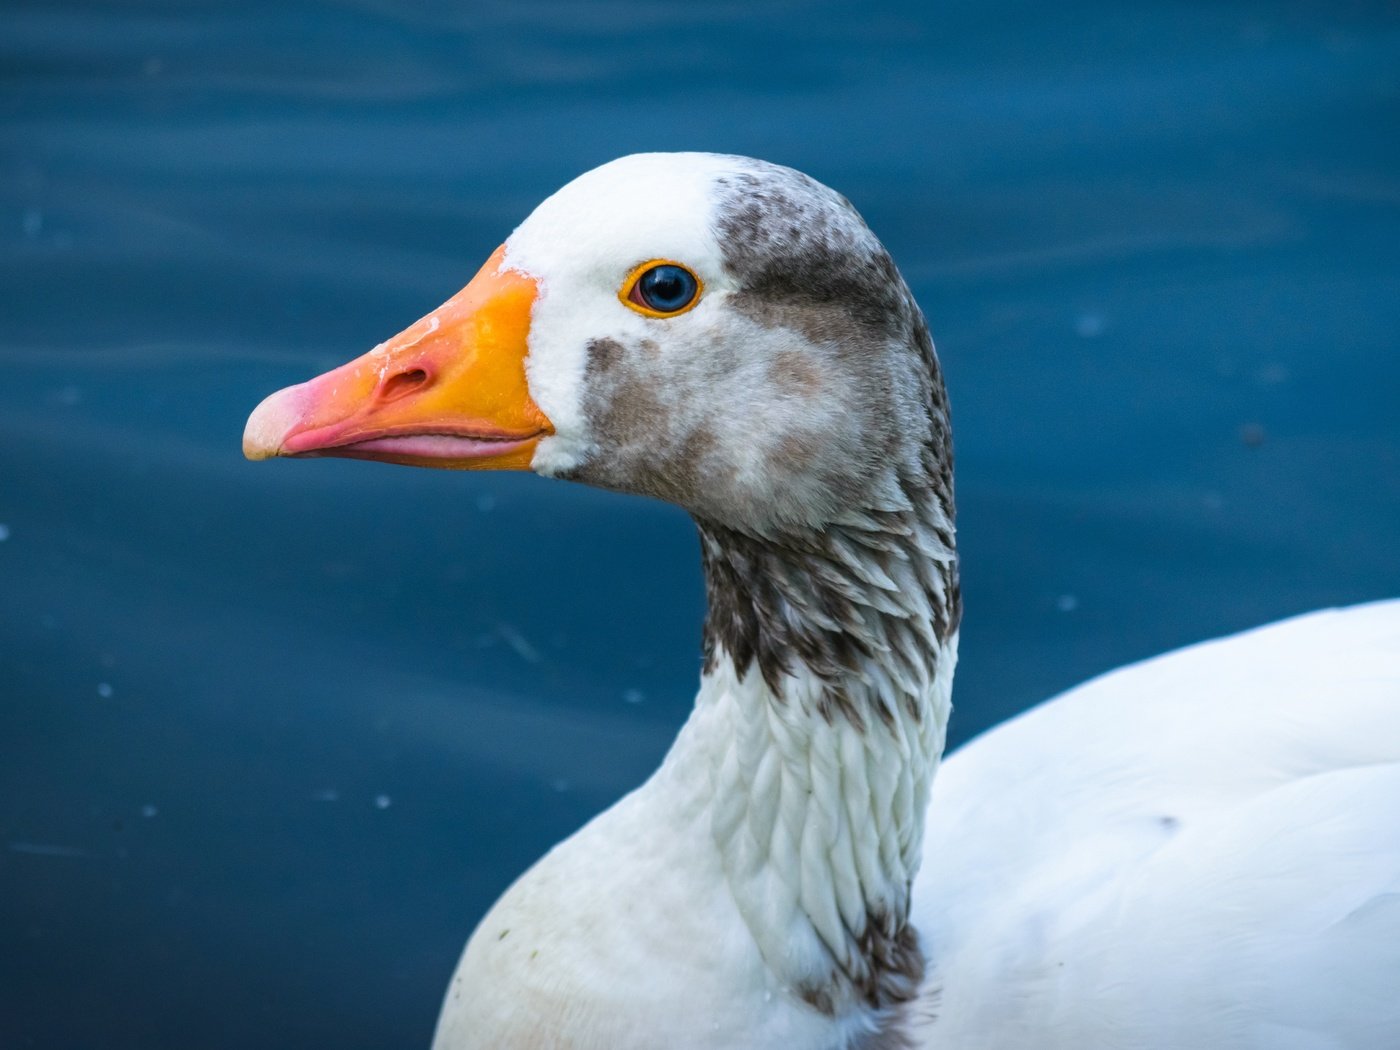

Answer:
[379,368,429,402]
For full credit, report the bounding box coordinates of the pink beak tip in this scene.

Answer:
[243,383,307,461]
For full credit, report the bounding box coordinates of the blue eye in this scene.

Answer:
[626,263,701,316]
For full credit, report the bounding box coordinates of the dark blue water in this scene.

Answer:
[3,2,1398,1046]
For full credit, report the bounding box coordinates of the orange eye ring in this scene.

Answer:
[619,260,704,318]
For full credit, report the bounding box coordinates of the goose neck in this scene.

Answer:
[668,511,959,1020]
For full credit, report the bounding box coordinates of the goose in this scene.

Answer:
[243,152,1400,1050]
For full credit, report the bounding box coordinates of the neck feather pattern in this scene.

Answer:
[689,460,960,1034]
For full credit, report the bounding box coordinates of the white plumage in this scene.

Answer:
[915,600,1400,1049]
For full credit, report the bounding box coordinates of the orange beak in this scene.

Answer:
[243,245,552,471]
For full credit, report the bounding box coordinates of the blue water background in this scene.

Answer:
[3,2,1398,1046]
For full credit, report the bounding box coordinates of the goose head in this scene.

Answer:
[244,152,950,539]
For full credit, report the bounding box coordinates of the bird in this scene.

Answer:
[243,152,1400,1050]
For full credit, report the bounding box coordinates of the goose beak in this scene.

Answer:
[243,245,552,471]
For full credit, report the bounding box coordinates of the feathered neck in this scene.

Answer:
[664,461,960,1033]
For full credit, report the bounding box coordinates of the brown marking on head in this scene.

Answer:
[576,337,736,515]
[715,165,911,348]
[770,431,817,475]
[770,348,825,397]
[584,336,624,375]
[671,422,719,493]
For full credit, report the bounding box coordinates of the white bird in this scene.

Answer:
[243,153,1400,1050]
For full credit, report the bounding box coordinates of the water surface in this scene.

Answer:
[3,2,1399,1046]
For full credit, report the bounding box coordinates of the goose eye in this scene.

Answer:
[622,262,702,317]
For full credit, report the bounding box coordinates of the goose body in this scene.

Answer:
[243,153,1400,1048]
[915,600,1400,1048]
